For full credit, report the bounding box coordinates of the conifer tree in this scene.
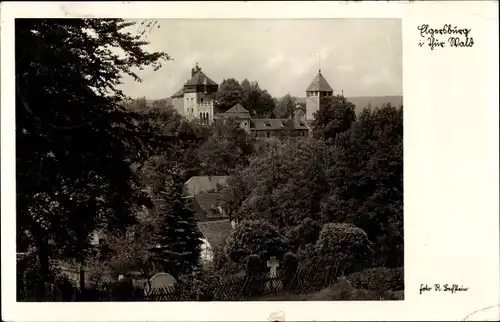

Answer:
[152,165,203,277]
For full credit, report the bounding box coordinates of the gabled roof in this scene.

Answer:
[214,103,251,119]
[194,193,224,218]
[306,70,333,92]
[225,103,249,114]
[197,220,233,249]
[249,118,310,131]
[185,70,218,86]
[184,176,229,196]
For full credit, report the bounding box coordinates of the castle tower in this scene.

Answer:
[171,63,219,124]
[305,69,334,120]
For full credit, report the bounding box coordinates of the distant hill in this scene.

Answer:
[293,95,403,115]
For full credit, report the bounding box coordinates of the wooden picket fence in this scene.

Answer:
[18,260,354,302]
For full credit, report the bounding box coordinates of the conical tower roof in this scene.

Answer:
[306,70,333,92]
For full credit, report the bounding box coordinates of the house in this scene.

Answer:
[198,220,234,262]
[215,104,310,139]
[249,118,309,139]
[183,176,237,264]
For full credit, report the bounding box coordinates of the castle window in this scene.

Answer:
[200,112,202,120]
[300,131,305,137]
[265,123,271,127]
[266,132,271,138]
[244,122,247,126]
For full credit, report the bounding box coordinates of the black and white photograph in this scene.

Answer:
[13,17,405,302]
[14,17,404,302]
[2,1,499,321]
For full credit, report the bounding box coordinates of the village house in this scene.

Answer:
[183,176,235,263]
[214,104,310,139]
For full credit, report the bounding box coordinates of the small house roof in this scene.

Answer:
[214,103,251,119]
[194,193,223,217]
[197,220,233,249]
[249,118,309,131]
[225,103,249,114]
[184,176,229,196]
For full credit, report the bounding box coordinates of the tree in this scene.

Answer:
[245,81,276,117]
[223,220,289,263]
[221,137,331,230]
[315,223,373,275]
[321,104,403,267]
[312,95,356,142]
[274,93,297,119]
[241,78,252,103]
[196,120,254,176]
[100,215,159,283]
[16,19,170,283]
[152,166,203,277]
[214,78,243,112]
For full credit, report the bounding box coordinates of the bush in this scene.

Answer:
[284,218,322,252]
[224,220,289,263]
[304,277,401,301]
[281,252,299,291]
[245,254,265,277]
[347,267,404,292]
[297,243,318,263]
[177,276,214,301]
[215,260,246,277]
[315,223,373,275]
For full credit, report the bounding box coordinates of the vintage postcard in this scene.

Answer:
[1,1,498,321]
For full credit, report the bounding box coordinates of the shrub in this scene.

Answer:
[224,219,289,263]
[215,260,246,277]
[281,252,299,291]
[245,254,264,277]
[315,223,373,275]
[347,267,404,292]
[177,276,214,301]
[297,243,318,263]
[284,218,322,252]
[304,277,399,301]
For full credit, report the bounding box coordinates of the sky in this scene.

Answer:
[119,19,402,100]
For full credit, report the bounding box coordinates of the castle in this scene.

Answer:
[171,63,218,124]
[171,63,334,132]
